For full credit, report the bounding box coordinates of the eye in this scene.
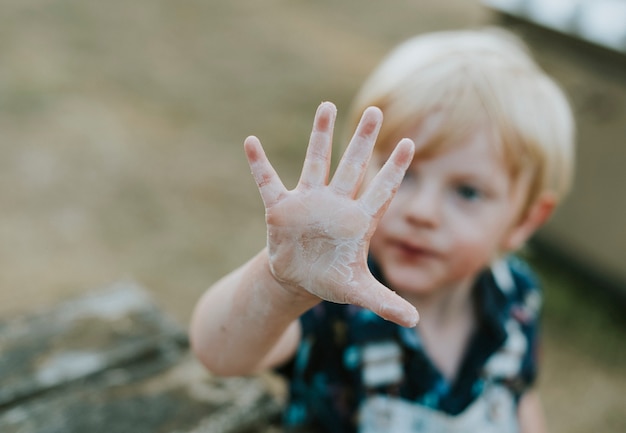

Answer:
[456,184,482,201]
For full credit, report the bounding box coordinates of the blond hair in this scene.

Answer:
[348,28,575,210]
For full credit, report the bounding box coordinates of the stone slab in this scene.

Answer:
[0,283,283,433]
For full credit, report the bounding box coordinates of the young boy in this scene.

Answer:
[190,28,575,433]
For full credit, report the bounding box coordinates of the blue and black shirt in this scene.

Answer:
[276,256,542,433]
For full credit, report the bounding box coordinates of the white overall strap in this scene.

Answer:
[358,382,519,433]
[491,258,515,295]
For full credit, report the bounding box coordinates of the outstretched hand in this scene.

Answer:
[244,102,419,327]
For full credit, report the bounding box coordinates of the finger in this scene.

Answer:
[345,275,419,328]
[359,138,415,216]
[244,136,287,208]
[297,102,336,189]
[329,106,382,197]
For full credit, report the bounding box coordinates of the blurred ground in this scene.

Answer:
[0,0,624,432]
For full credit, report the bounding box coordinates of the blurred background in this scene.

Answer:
[0,0,624,431]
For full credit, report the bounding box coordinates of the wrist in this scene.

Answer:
[256,248,321,311]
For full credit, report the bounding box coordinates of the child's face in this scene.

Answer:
[368,124,529,298]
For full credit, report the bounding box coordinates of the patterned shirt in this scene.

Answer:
[276,256,542,433]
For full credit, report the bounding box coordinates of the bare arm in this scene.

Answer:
[518,390,548,433]
[190,248,314,376]
[190,102,418,376]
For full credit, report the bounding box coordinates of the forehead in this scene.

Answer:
[409,126,510,177]
[376,106,532,180]
[376,110,499,160]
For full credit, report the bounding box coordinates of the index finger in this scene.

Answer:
[359,138,415,216]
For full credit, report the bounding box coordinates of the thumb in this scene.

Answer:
[346,275,419,327]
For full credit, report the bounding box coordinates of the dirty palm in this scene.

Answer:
[244,102,419,327]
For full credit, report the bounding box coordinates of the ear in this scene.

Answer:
[502,192,557,252]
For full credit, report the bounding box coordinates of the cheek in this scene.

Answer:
[448,221,506,268]
[369,215,389,248]
[373,198,402,233]
[447,240,494,280]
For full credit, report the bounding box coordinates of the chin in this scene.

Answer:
[384,269,439,298]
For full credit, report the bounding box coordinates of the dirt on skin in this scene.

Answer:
[0,1,624,432]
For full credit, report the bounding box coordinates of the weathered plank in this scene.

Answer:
[0,355,283,433]
[0,282,186,407]
[0,283,284,433]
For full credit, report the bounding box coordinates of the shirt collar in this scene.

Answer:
[366,256,510,348]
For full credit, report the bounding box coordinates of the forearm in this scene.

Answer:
[189,248,319,376]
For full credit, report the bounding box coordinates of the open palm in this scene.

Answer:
[244,102,418,327]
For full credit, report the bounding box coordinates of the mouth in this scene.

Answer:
[390,239,437,260]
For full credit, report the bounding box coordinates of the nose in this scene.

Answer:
[400,182,441,228]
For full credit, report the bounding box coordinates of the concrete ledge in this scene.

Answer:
[0,283,284,433]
